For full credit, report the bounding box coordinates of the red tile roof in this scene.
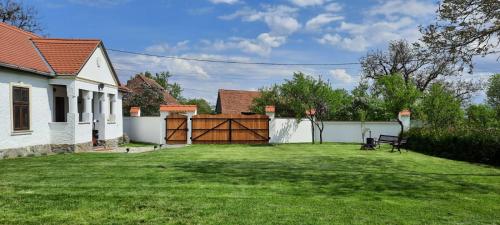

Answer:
[0,22,51,74]
[126,74,178,104]
[32,38,100,75]
[0,22,119,82]
[160,105,197,112]
[216,89,261,114]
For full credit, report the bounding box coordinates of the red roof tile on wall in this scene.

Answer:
[0,23,51,74]
[32,39,100,75]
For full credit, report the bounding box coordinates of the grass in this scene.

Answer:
[119,141,156,147]
[0,143,499,225]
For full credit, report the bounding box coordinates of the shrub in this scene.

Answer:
[405,127,500,166]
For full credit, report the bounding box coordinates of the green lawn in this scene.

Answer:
[0,144,499,225]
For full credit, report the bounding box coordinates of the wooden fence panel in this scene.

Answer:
[191,114,269,144]
[165,114,188,144]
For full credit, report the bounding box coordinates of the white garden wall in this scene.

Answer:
[269,118,402,144]
[123,117,164,144]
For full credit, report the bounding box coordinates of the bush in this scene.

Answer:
[405,127,500,166]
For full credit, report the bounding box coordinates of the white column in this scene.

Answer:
[82,91,93,123]
[185,112,195,145]
[160,111,169,145]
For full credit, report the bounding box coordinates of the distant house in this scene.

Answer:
[126,74,178,105]
[215,89,261,114]
[0,22,125,157]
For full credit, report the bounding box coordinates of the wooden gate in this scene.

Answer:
[191,114,269,144]
[165,114,188,144]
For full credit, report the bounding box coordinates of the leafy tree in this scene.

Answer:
[0,0,42,33]
[421,0,500,69]
[350,81,391,121]
[421,83,464,128]
[251,84,296,117]
[375,74,420,139]
[122,83,164,116]
[360,40,481,101]
[182,98,213,114]
[144,71,184,101]
[466,104,497,128]
[487,74,500,116]
[280,72,337,144]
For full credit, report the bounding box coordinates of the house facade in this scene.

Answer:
[0,22,125,158]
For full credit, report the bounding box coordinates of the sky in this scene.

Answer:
[30,0,498,103]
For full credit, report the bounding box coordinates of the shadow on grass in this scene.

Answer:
[169,156,499,200]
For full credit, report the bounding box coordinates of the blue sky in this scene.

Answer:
[30,0,498,103]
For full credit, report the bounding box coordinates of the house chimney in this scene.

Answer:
[130,107,141,117]
[265,105,275,119]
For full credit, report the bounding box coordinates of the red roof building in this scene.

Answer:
[215,89,261,114]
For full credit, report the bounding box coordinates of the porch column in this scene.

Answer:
[66,83,79,125]
[98,93,109,139]
[82,91,93,123]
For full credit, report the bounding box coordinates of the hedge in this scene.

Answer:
[405,127,500,166]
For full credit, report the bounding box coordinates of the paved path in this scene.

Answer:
[91,144,186,154]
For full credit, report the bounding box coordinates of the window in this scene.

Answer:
[12,86,30,131]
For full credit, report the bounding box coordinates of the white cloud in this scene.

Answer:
[330,69,353,83]
[369,0,436,18]
[289,0,325,7]
[325,2,342,12]
[305,13,343,31]
[203,33,287,56]
[318,34,368,52]
[220,5,301,35]
[208,0,239,4]
[145,40,190,54]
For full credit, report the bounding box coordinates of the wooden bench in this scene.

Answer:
[376,135,399,148]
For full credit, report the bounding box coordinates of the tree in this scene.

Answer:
[374,74,420,139]
[466,104,497,128]
[487,74,500,115]
[0,0,42,33]
[182,98,213,114]
[360,40,481,100]
[280,72,337,144]
[421,0,500,69]
[421,83,464,128]
[350,81,392,121]
[122,83,164,116]
[144,71,184,101]
[251,84,296,117]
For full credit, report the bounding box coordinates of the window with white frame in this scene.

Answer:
[12,86,30,131]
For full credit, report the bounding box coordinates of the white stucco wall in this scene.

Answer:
[78,46,117,86]
[269,118,313,143]
[123,117,164,144]
[269,117,403,144]
[314,121,401,143]
[0,68,53,149]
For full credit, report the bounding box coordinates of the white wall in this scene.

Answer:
[0,68,53,149]
[270,118,312,143]
[314,121,401,143]
[123,117,163,144]
[269,117,402,144]
[77,46,118,86]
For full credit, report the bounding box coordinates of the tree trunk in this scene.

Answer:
[397,117,404,142]
[310,120,315,144]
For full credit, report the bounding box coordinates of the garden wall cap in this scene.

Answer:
[130,107,140,113]
[399,109,411,116]
[265,106,275,113]
[160,105,197,112]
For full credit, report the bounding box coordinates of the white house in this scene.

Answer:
[0,22,126,158]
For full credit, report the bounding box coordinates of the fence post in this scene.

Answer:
[228,119,232,143]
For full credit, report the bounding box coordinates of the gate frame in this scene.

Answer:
[160,105,197,145]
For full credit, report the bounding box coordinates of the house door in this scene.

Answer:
[55,97,65,122]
